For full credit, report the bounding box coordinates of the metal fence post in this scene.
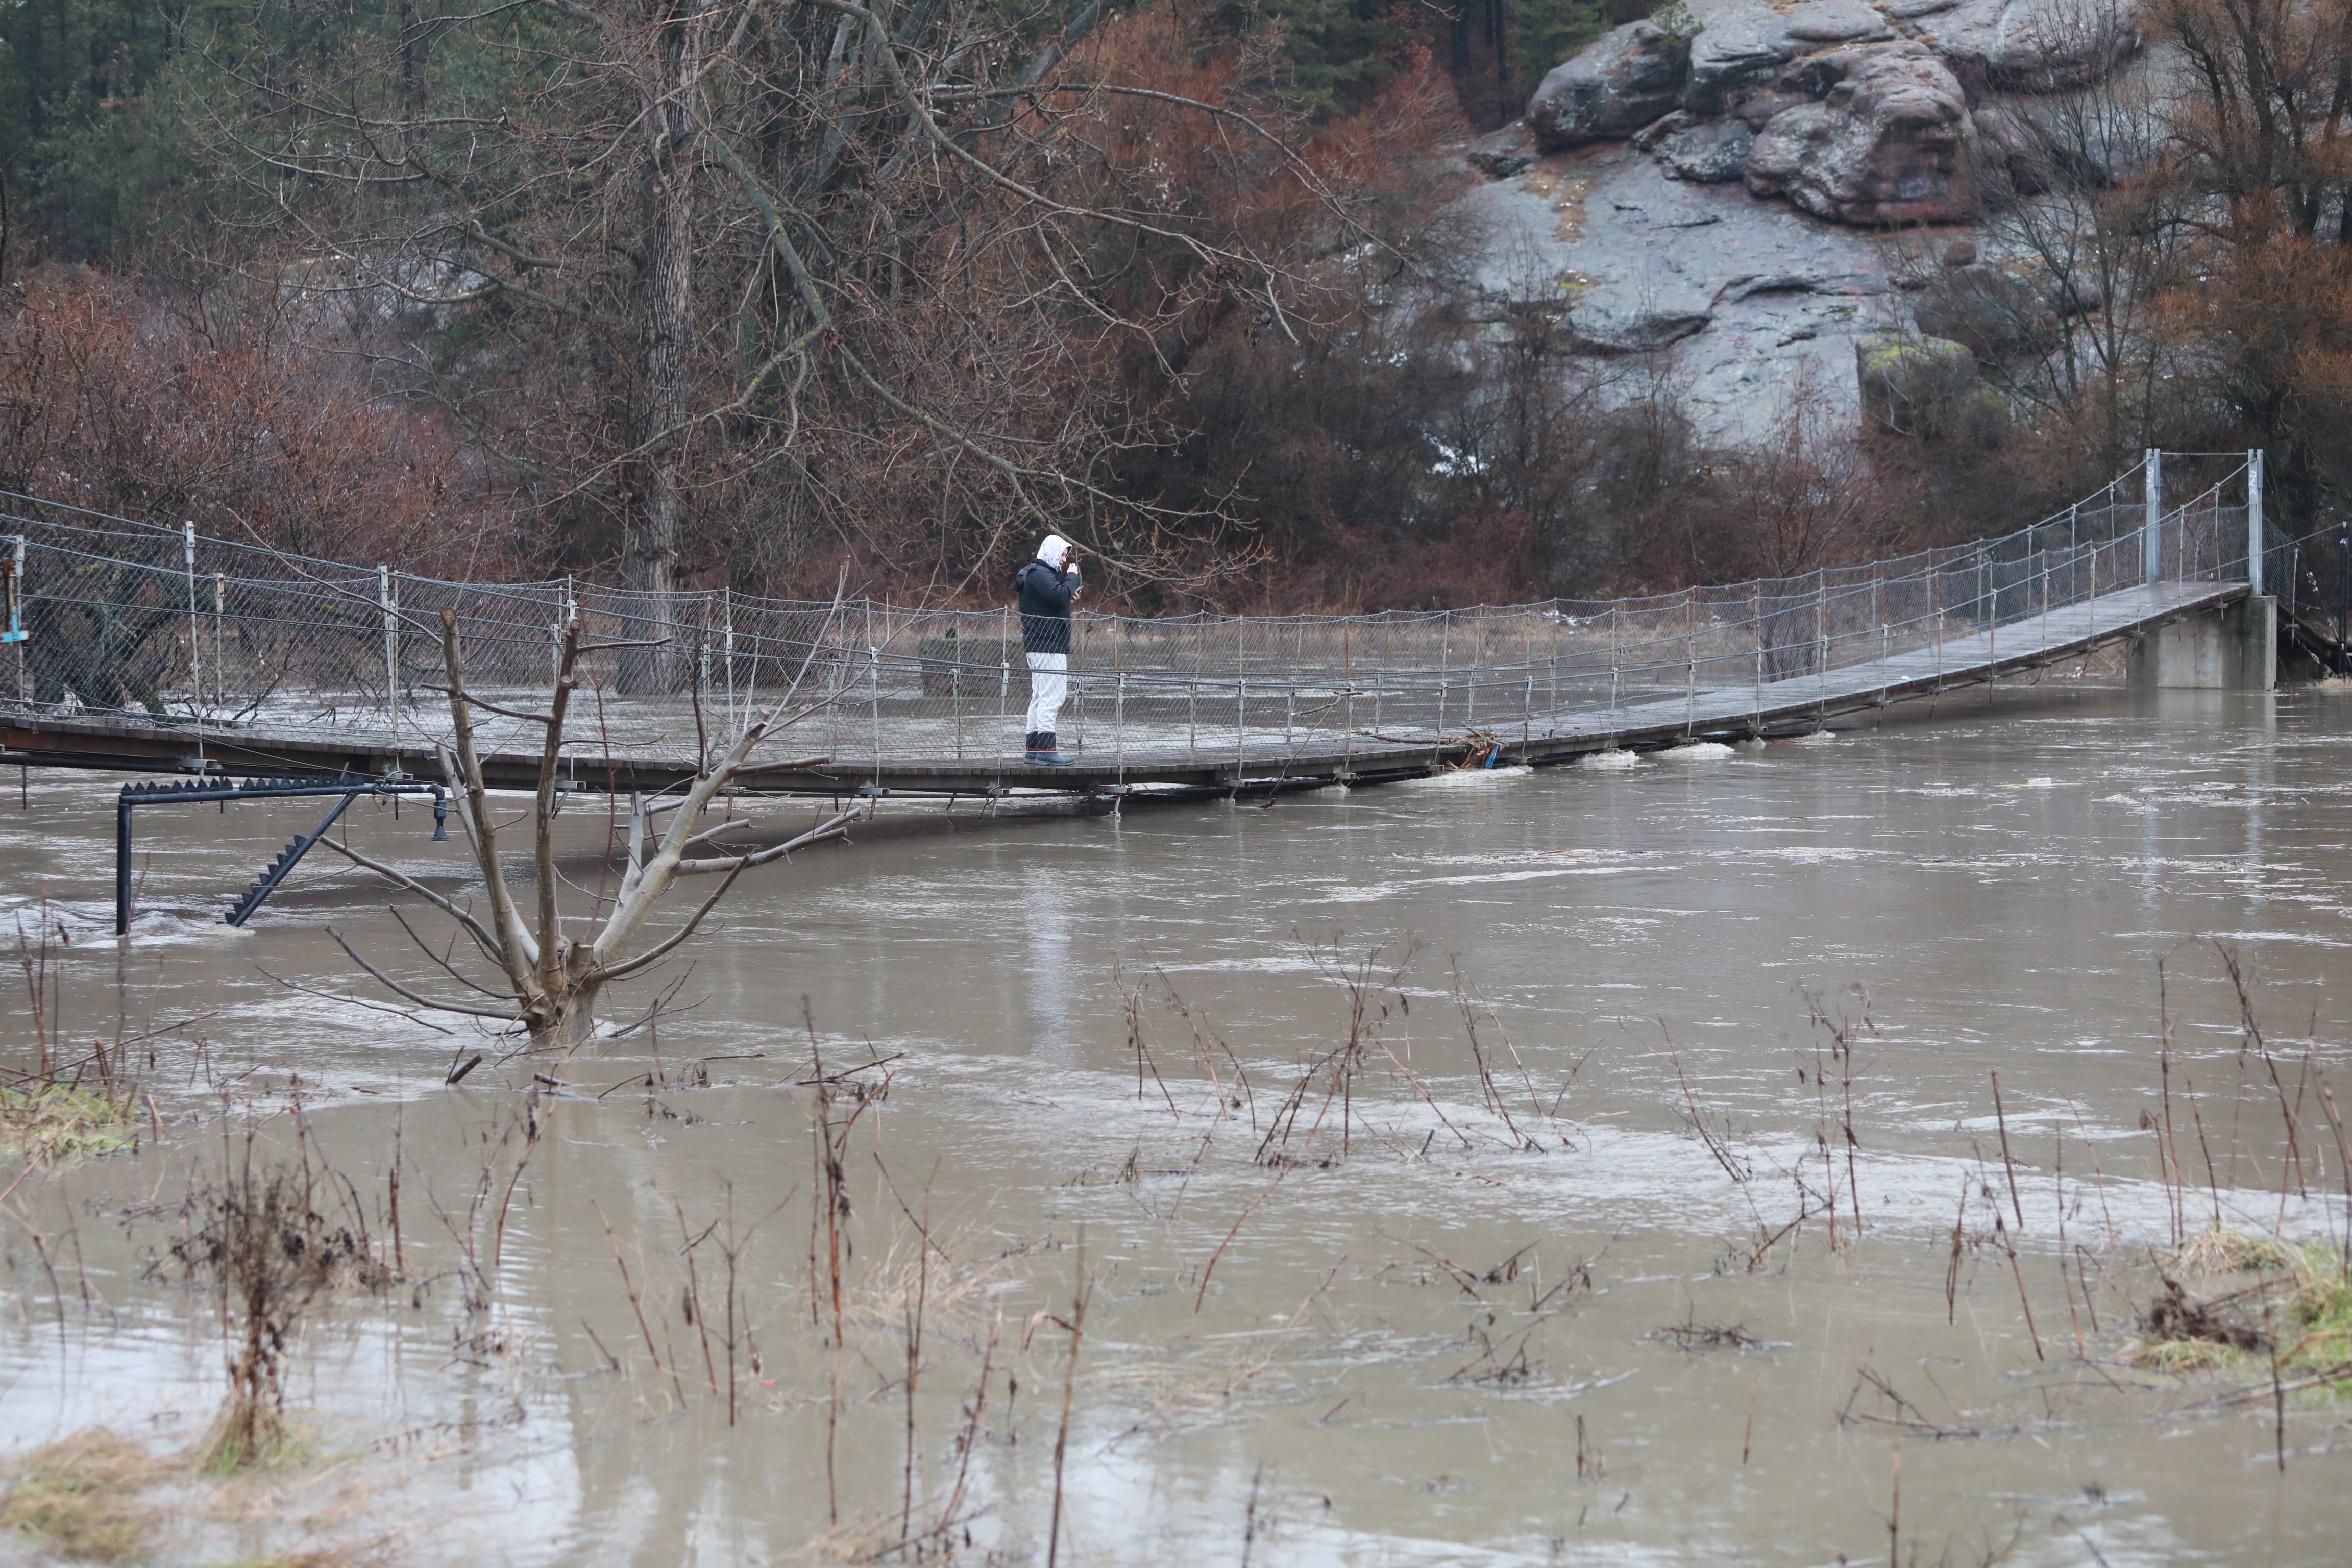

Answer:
[1521,613,1533,753]
[867,602,881,782]
[1464,615,1477,732]
[554,576,573,687]
[1815,570,1828,719]
[1436,613,1450,739]
[183,523,201,732]
[1752,583,1764,725]
[1189,621,1201,761]
[5,536,26,708]
[2249,448,2266,594]
[1607,604,1620,742]
[1235,617,1246,780]
[1342,623,1354,776]
[1983,547,1996,687]
[2069,501,2080,610]
[1682,590,1696,736]
[1875,567,1888,706]
[379,564,400,772]
[1071,612,1086,751]
[1547,607,1559,736]
[1931,556,1943,690]
[1235,669,1246,781]
[698,599,714,746]
[722,585,735,731]
[2144,448,2163,585]
[1290,621,1305,746]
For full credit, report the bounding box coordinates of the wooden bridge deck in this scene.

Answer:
[0,579,2247,798]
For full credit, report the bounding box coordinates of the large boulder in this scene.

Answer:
[1927,0,2140,91]
[1912,261,2059,357]
[1685,2,1799,114]
[1782,0,1897,44]
[1856,335,2008,440]
[1659,119,1757,181]
[1744,44,1985,225]
[1529,21,1692,150]
[1570,278,1715,351]
[1682,0,1890,112]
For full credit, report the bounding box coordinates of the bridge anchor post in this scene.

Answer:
[2127,597,2275,691]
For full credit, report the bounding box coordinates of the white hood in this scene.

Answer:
[1036,534,1072,570]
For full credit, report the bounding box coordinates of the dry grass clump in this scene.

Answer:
[2171,1224,2295,1276]
[0,1429,168,1562]
[2135,1229,2352,1380]
[0,1085,137,1162]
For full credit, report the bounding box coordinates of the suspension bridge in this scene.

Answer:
[0,451,2287,816]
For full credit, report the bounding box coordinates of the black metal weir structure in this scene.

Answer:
[0,451,2282,826]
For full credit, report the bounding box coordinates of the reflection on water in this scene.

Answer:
[3,683,2351,1565]
[1022,860,1075,1061]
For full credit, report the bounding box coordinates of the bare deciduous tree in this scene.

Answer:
[186,0,1401,610]
[322,608,860,1052]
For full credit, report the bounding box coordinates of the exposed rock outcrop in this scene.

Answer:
[1744,44,1983,224]
[1531,0,2143,218]
[1446,0,2147,443]
[1571,277,1717,350]
[1660,119,1756,181]
[1928,0,2141,91]
[1681,0,1895,112]
[1529,21,1693,150]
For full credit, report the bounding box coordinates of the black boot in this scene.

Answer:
[1027,730,1074,767]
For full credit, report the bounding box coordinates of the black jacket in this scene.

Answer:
[1014,560,1076,654]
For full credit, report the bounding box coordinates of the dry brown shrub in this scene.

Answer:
[170,1135,393,1471]
[0,267,519,576]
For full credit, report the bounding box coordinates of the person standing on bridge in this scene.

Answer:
[1016,534,1082,765]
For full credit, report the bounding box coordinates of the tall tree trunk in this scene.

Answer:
[623,2,697,688]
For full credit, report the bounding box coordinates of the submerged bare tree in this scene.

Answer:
[321,609,860,1052]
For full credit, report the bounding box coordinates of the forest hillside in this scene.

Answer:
[2,0,2345,608]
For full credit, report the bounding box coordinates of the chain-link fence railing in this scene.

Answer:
[0,451,2261,780]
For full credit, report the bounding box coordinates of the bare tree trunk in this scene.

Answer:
[623,2,699,689]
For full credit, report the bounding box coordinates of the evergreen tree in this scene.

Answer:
[0,0,190,259]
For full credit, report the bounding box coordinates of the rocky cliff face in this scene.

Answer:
[1469,0,2143,443]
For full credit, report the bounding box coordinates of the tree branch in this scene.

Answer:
[326,926,528,1021]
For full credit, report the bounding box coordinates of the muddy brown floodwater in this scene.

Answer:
[4,681,2352,1566]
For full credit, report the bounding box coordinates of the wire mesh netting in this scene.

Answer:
[0,453,2260,780]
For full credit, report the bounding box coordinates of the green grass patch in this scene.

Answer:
[2286,1264,2352,1374]
[199,1420,311,1478]
[2138,1229,2352,1383]
[0,1085,137,1162]
[0,1429,167,1562]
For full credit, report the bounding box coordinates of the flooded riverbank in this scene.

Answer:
[4,681,2350,1565]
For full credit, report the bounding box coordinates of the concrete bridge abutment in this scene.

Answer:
[2127,595,2276,691]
